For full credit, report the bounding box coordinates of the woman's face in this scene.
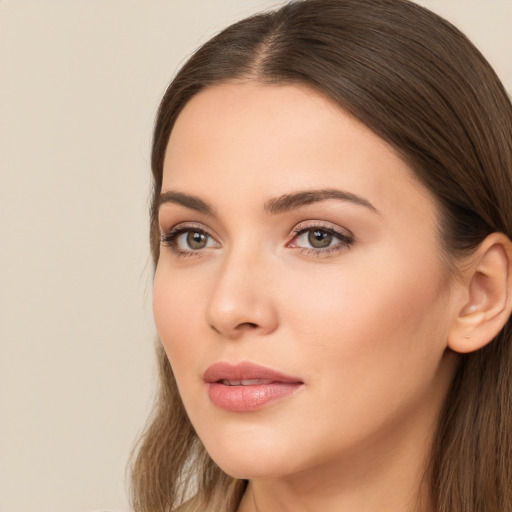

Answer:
[154,82,459,481]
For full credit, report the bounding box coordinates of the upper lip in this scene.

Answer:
[203,361,303,384]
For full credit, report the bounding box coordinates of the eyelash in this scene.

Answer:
[289,223,354,257]
[160,222,354,258]
[160,224,214,258]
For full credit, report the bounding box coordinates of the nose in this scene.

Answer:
[205,248,279,339]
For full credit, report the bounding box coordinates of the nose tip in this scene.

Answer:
[205,261,278,339]
[207,298,278,338]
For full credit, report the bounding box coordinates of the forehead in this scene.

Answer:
[163,81,436,221]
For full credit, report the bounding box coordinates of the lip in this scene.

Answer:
[204,362,304,412]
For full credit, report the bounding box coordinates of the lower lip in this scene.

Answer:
[207,382,303,412]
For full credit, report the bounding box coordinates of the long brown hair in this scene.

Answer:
[130,1,512,511]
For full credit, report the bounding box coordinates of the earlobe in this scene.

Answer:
[448,233,512,354]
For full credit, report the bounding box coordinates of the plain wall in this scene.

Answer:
[1,1,510,511]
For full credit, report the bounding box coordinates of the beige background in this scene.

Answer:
[1,1,511,511]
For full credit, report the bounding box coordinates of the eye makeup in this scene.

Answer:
[287,221,354,258]
[160,219,354,260]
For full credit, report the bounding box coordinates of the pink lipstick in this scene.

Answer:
[204,362,304,412]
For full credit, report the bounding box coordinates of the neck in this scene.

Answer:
[238,446,432,512]
[237,399,439,512]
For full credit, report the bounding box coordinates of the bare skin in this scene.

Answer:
[154,82,471,512]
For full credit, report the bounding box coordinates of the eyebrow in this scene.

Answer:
[158,190,215,215]
[158,188,378,216]
[264,188,379,214]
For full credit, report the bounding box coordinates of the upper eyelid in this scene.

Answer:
[160,224,220,255]
[160,224,218,245]
[160,221,213,235]
[160,220,353,243]
[290,220,353,237]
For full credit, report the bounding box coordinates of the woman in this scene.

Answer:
[131,0,512,511]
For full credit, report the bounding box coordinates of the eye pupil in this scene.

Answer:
[308,230,332,248]
[187,231,208,249]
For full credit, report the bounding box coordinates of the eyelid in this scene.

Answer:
[159,219,353,258]
[160,222,221,256]
[286,220,354,254]
[159,221,208,236]
[288,220,353,240]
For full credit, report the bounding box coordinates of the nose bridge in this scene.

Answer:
[205,242,278,337]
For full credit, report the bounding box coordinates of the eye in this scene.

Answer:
[160,225,220,255]
[180,231,210,250]
[302,229,336,249]
[288,223,353,255]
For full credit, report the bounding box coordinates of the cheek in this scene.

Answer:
[281,252,450,397]
[151,247,454,477]
[152,265,205,376]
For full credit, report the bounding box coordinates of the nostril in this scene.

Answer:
[239,322,258,330]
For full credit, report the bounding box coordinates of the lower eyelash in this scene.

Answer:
[160,224,353,258]
[291,226,354,256]
[160,227,210,256]
[296,245,346,257]
[160,228,182,247]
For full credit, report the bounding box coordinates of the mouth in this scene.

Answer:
[203,362,304,412]
[219,379,273,386]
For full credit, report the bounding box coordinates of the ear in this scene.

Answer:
[448,232,512,354]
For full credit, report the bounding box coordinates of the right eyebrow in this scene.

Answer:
[158,191,215,216]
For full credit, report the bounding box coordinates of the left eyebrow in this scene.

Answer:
[264,188,379,214]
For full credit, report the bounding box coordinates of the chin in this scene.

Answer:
[211,455,294,481]
[199,425,302,480]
